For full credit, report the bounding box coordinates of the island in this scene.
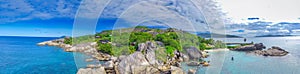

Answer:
[255,35,299,37]
[229,43,289,56]
[38,26,227,74]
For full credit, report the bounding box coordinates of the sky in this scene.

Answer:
[0,0,300,37]
[217,0,300,36]
[218,0,300,23]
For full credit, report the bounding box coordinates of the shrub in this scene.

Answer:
[64,37,73,45]
[97,43,113,55]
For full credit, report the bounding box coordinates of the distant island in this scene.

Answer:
[255,35,299,37]
[197,32,242,38]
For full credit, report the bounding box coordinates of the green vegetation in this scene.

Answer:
[64,37,73,45]
[227,45,240,49]
[97,43,112,54]
[130,32,153,45]
[64,26,226,57]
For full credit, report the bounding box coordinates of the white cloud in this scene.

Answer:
[218,0,300,23]
[0,0,81,24]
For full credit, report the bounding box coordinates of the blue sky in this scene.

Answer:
[1,0,300,37]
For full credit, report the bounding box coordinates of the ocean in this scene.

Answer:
[1,36,300,74]
[0,36,78,74]
[183,36,300,74]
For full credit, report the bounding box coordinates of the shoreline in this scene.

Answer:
[204,48,229,52]
[38,39,188,74]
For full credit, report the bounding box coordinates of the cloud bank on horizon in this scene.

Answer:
[218,0,300,37]
[0,0,300,37]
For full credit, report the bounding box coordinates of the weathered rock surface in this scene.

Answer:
[170,66,185,74]
[230,43,266,51]
[186,61,201,66]
[86,64,101,68]
[77,67,106,74]
[185,46,202,60]
[251,46,289,56]
[188,69,196,74]
[118,41,185,74]
[38,39,111,61]
[40,39,186,74]
[117,51,155,74]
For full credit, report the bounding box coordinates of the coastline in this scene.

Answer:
[204,48,229,52]
[37,39,188,74]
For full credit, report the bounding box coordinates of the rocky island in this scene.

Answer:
[38,26,226,74]
[229,43,289,56]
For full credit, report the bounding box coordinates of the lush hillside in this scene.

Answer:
[64,26,226,56]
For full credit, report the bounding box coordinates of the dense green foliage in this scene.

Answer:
[97,43,112,54]
[63,37,73,45]
[64,26,226,57]
[199,43,206,50]
[129,32,153,45]
[155,32,181,51]
[214,40,227,48]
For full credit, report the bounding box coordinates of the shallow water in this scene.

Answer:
[0,36,78,74]
[183,37,300,74]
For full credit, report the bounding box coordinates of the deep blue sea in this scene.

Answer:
[2,36,300,74]
[183,36,300,74]
[0,36,78,74]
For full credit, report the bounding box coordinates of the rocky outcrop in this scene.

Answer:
[170,66,185,74]
[117,51,156,74]
[230,43,266,51]
[77,67,106,74]
[186,61,201,66]
[185,46,202,60]
[40,39,186,74]
[251,46,289,56]
[188,69,196,74]
[37,39,72,50]
[230,43,288,56]
[118,41,159,74]
[118,41,185,74]
[38,39,111,61]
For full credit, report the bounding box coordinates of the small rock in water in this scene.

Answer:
[188,69,196,74]
[85,58,94,62]
[186,61,201,66]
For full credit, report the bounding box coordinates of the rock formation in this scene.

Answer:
[77,67,106,74]
[230,43,266,51]
[39,40,186,74]
[251,46,289,56]
[185,46,202,60]
[229,43,288,56]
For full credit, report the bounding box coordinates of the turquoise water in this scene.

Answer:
[183,37,300,74]
[0,36,78,74]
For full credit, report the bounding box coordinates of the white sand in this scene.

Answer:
[204,48,229,52]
